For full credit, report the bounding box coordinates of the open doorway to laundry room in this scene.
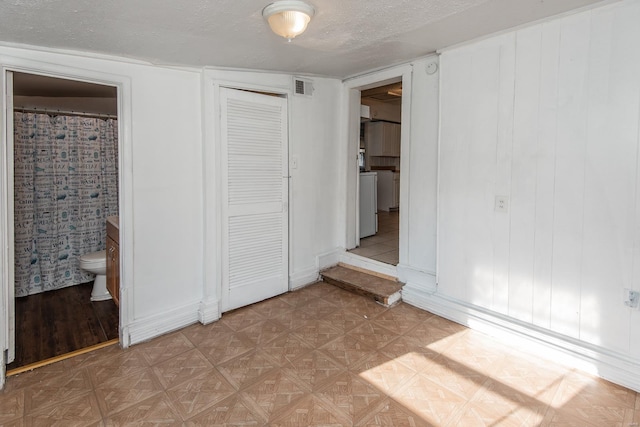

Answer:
[348,81,402,266]
[6,72,120,372]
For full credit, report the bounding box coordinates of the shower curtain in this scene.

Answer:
[13,112,119,297]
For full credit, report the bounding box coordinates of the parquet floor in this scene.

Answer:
[1,281,638,426]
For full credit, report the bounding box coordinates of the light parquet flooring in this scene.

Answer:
[1,281,639,426]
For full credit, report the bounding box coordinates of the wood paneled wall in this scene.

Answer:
[438,0,640,355]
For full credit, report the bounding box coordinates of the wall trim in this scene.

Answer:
[125,302,200,346]
[396,264,436,290]
[290,266,320,290]
[289,248,347,291]
[198,298,220,325]
[0,354,5,389]
[341,65,413,254]
[339,251,398,278]
[317,248,342,271]
[289,248,344,291]
[402,285,640,393]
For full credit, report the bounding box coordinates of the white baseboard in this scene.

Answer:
[402,283,640,393]
[317,248,343,271]
[198,298,220,325]
[290,266,320,290]
[125,302,200,345]
[396,264,436,290]
[339,251,397,278]
[0,355,5,390]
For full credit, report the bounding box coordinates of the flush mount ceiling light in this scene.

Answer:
[262,1,315,42]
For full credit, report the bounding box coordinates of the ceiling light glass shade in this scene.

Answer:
[263,1,315,41]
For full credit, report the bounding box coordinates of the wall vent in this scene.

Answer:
[294,78,313,97]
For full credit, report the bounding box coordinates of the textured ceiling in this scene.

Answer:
[0,0,607,78]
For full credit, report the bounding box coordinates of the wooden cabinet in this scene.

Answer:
[365,121,401,157]
[106,217,120,307]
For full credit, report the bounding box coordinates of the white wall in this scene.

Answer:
[405,0,640,391]
[0,46,204,344]
[289,79,343,284]
[402,57,439,282]
[128,66,203,326]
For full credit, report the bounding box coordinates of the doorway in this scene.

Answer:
[349,81,402,266]
[7,72,120,371]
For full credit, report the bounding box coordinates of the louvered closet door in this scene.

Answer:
[220,88,289,312]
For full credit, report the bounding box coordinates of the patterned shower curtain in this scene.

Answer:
[13,112,119,297]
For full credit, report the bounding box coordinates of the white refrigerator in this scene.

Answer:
[359,172,378,238]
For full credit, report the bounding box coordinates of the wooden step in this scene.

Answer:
[321,265,403,307]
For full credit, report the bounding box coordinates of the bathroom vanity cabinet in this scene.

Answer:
[106,216,120,306]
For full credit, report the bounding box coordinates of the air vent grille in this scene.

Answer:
[294,78,313,97]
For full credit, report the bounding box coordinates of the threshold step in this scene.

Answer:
[321,265,402,307]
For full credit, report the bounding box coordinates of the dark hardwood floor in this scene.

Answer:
[7,282,119,370]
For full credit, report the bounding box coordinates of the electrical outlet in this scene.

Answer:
[624,288,640,308]
[291,155,298,170]
[495,196,509,213]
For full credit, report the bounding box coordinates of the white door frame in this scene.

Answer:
[341,65,413,275]
[0,60,133,388]
[201,72,293,322]
[4,71,14,368]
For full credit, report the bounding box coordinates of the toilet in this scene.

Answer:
[79,250,111,301]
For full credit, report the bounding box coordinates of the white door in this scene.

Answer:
[220,87,289,312]
[1,70,16,388]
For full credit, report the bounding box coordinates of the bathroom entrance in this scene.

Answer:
[5,72,120,371]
